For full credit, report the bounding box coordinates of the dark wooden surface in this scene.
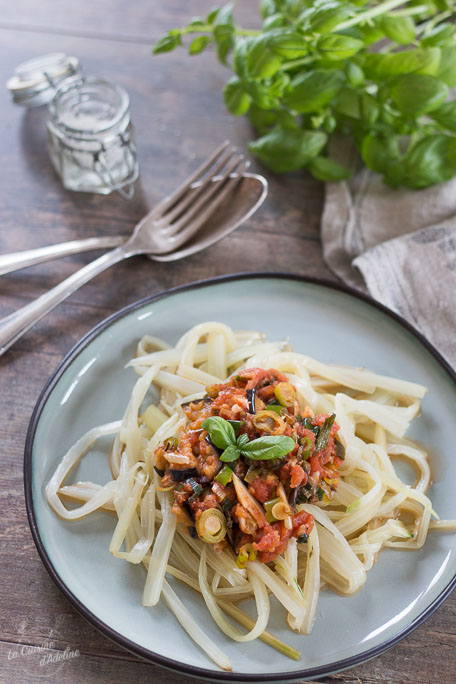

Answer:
[0,2,454,683]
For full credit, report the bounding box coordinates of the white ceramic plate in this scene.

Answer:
[25,274,456,682]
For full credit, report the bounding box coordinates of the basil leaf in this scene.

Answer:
[153,31,183,55]
[317,34,363,62]
[248,81,280,109]
[334,88,360,119]
[206,8,221,25]
[268,30,308,59]
[314,414,335,453]
[214,3,234,28]
[401,135,456,189]
[357,22,385,47]
[247,104,278,134]
[249,127,327,172]
[306,6,353,35]
[263,13,287,31]
[188,35,212,55]
[268,71,290,98]
[421,24,456,48]
[364,48,441,79]
[228,420,245,435]
[213,5,235,64]
[202,416,236,449]
[345,62,364,87]
[236,434,250,448]
[309,156,350,181]
[260,0,277,19]
[361,133,400,174]
[240,435,295,460]
[360,93,379,126]
[435,46,456,87]
[430,102,456,132]
[233,37,254,79]
[391,74,448,116]
[246,35,283,80]
[220,445,241,462]
[381,15,415,45]
[283,70,345,113]
[214,24,235,63]
[224,77,252,115]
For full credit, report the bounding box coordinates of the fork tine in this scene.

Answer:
[168,159,250,247]
[164,154,246,237]
[157,147,239,226]
[147,140,232,219]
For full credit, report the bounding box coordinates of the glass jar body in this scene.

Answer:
[47,77,138,196]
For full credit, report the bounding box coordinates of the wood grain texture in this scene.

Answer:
[0,2,454,684]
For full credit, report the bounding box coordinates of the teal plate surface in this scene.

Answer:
[24,274,456,682]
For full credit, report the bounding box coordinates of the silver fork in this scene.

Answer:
[0,142,249,356]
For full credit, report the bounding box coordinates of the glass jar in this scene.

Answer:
[7,53,138,198]
[47,76,138,197]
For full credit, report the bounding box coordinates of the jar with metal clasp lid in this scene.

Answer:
[6,52,138,198]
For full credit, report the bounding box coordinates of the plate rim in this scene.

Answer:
[23,271,456,682]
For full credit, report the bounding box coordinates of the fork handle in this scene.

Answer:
[0,246,128,356]
[0,235,125,275]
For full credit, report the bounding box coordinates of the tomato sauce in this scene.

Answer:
[156,368,344,564]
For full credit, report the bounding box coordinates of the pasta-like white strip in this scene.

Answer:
[110,466,148,555]
[387,442,431,492]
[119,365,159,467]
[226,341,286,367]
[154,369,204,396]
[199,546,270,642]
[300,505,366,593]
[207,332,227,380]
[429,520,456,530]
[178,322,237,371]
[298,526,320,634]
[136,334,171,357]
[180,530,247,586]
[338,394,419,439]
[58,482,116,512]
[142,491,176,606]
[45,421,121,520]
[248,561,306,622]
[162,579,232,671]
[336,457,384,537]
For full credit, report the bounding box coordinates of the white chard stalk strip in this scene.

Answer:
[300,526,320,634]
[46,421,121,520]
[142,491,177,606]
[161,579,232,671]
[198,546,270,642]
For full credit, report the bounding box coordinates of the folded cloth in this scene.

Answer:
[321,138,456,368]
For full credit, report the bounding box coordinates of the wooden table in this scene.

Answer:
[0,2,454,683]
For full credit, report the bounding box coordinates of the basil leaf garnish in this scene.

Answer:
[202,416,236,449]
[240,435,295,460]
[228,419,245,435]
[220,445,241,462]
[236,433,249,448]
[203,415,296,462]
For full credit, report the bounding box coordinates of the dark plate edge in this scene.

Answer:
[23,271,456,682]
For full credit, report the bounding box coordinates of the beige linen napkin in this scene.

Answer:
[321,138,456,368]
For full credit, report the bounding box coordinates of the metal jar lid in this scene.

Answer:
[6,52,82,107]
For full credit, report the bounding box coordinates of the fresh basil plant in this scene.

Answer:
[154,0,456,189]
